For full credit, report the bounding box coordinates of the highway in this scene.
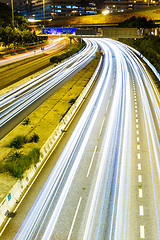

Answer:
[0,38,62,66]
[1,38,160,240]
[0,39,98,133]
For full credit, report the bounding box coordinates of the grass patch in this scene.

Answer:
[0,148,40,179]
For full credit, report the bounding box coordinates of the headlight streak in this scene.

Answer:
[10,38,160,240]
[113,54,131,240]
[14,39,109,240]
[0,40,98,127]
[82,38,131,240]
[40,39,111,240]
[118,41,160,237]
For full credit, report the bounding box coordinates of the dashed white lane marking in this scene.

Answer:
[137,137,140,141]
[136,114,138,117]
[138,163,141,170]
[137,145,140,150]
[139,189,143,198]
[106,101,109,112]
[87,145,97,177]
[138,153,141,159]
[67,197,82,240]
[138,175,142,182]
[99,118,105,136]
[136,124,139,128]
[135,105,137,109]
[136,130,139,135]
[139,206,144,216]
[140,226,145,238]
[135,109,138,113]
[136,119,138,123]
[135,102,137,105]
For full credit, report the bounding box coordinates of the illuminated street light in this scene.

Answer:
[102,9,110,15]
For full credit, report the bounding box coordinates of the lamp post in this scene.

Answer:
[11,0,14,28]
[43,0,45,27]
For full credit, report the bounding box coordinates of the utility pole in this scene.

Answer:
[11,0,14,28]
[43,0,45,27]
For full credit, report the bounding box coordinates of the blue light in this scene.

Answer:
[42,28,77,35]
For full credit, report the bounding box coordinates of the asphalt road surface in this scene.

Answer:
[1,38,160,240]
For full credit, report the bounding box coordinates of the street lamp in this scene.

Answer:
[11,0,14,28]
[43,0,45,27]
[102,9,110,15]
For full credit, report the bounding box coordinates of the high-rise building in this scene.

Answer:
[103,0,159,13]
[17,0,97,20]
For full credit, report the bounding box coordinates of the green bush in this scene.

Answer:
[69,96,78,104]
[8,133,40,149]
[29,133,40,143]
[22,117,31,125]
[3,148,40,179]
[50,41,85,64]
[9,135,27,149]
[119,36,160,74]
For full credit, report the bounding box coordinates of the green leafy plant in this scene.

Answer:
[29,133,40,143]
[3,148,40,179]
[8,135,27,149]
[22,117,31,125]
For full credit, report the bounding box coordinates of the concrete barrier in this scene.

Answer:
[0,55,102,234]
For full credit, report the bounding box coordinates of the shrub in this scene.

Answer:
[29,133,40,143]
[9,135,27,149]
[22,117,31,125]
[50,41,85,63]
[4,148,40,179]
[69,96,78,104]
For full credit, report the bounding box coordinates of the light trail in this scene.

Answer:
[1,38,159,240]
[0,39,98,127]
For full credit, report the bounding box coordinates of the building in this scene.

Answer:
[16,0,97,20]
[103,0,159,13]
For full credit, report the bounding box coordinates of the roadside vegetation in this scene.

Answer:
[0,2,47,50]
[118,16,155,28]
[50,39,85,64]
[0,38,85,90]
[0,54,100,182]
[0,148,40,179]
[119,35,160,74]
[0,132,40,178]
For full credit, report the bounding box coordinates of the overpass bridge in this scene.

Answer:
[39,27,156,39]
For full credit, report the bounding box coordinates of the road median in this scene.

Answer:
[0,51,102,234]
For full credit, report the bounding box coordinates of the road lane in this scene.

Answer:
[1,38,160,240]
